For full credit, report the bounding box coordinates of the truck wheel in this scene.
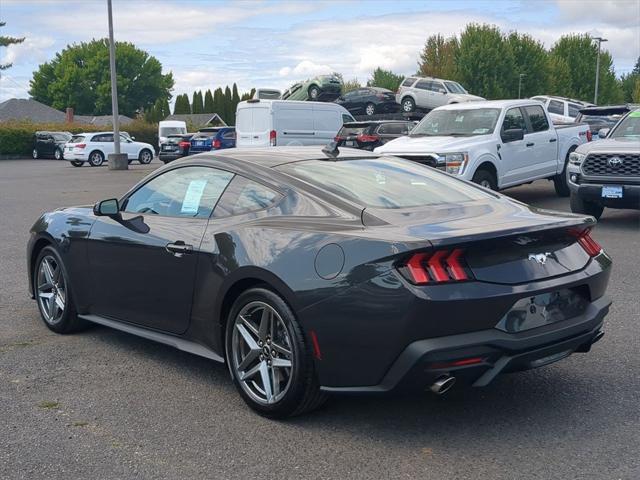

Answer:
[472,169,497,190]
[553,151,572,197]
[570,193,604,220]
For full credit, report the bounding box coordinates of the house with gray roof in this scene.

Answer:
[163,113,227,128]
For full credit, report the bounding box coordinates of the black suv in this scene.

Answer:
[334,120,414,151]
[33,131,72,160]
[159,133,194,163]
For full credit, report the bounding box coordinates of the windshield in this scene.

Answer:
[277,157,487,209]
[160,126,187,137]
[69,135,85,144]
[444,81,467,94]
[410,108,501,136]
[580,114,625,130]
[609,111,640,138]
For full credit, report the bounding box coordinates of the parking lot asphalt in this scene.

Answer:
[1,159,639,480]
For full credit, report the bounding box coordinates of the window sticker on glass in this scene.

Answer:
[473,128,489,134]
[375,171,386,185]
[181,179,208,214]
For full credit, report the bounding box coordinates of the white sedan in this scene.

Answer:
[63,132,155,167]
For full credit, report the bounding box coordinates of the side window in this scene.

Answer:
[223,130,236,140]
[548,100,564,115]
[502,107,527,132]
[124,167,234,218]
[342,114,355,123]
[524,105,550,132]
[214,176,282,217]
[432,82,446,93]
[415,79,431,90]
[378,123,404,135]
[568,103,581,118]
[402,77,416,87]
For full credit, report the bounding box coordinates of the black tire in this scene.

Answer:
[70,160,83,167]
[225,287,327,418]
[570,193,604,219]
[308,85,320,100]
[32,148,39,159]
[365,103,376,116]
[54,148,63,160]
[553,150,572,197]
[88,150,104,167]
[401,97,415,113]
[472,168,497,190]
[138,149,153,164]
[33,246,88,334]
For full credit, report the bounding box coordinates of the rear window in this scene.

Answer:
[69,135,85,143]
[277,157,487,209]
[402,77,416,87]
[192,132,217,139]
[338,125,368,136]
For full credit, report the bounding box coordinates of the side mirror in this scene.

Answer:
[131,136,136,140]
[501,128,524,143]
[598,128,609,139]
[439,89,446,94]
[93,198,120,216]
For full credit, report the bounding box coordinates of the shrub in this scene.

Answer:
[0,120,159,155]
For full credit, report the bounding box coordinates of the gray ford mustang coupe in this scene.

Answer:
[27,146,612,417]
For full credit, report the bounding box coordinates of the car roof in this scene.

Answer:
[180,146,376,169]
[342,120,411,127]
[436,99,533,110]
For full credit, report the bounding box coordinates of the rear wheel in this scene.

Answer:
[472,168,497,190]
[138,149,153,164]
[34,246,87,334]
[226,288,327,418]
[88,150,104,167]
[401,97,415,113]
[308,85,320,100]
[32,148,39,159]
[365,103,376,116]
[54,148,63,160]
[570,193,604,219]
[70,160,83,167]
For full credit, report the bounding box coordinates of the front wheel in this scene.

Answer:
[54,148,63,160]
[32,148,39,159]
[553,151,572,197]
[308,85,320,100]
[365,103,376,116]
[472,169,497,190]
[88,150,104,167]
[34,246,87,334]
[401,97,415,113]
[226,288,327,418]
[570,193,604,219]
[138,149,153,164]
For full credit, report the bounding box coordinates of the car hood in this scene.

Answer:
[450,94,485,102]
[576,136,640,155]
[374,134,489,154]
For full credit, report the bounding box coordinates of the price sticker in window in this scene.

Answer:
[181,179,207,215]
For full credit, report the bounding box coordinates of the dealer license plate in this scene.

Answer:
[601,186,623,198]
[345,141,355,147]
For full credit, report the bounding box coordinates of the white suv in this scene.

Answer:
[530,96,593,124]
[396,76,484,113]
[64,132,155,167]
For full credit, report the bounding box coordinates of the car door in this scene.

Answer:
[120,134,138,159]
[522,104,558,179]
[498,107,531,186]
[98,134,115,157]
[87,166,235,334]
[430,82,449,108]
[413,79,432,109]
[41,134,55,156]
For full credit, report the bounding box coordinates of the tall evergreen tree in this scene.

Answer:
[367,68,404,91]
[223,86,233,124]
[192,90,204,114]
[204,89,214,113]
[173,94,191,114]
[213,88,224,116]
[507,32,549,98]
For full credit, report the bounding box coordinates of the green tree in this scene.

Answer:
[550,34,621,103]
[173,93,190,114]
[633,77,640,103]
[29,39,173,116]
[456,24,515,99]
[0,21,25,70]
[223,85,233,124]
[342,78,362,93]
[547,55,573,97]
[417,34,459,80]
[367,67,403,91]
[213,87,224,116]
[192,90,204,114]
[204,89,214,113]
[507,32,549,98]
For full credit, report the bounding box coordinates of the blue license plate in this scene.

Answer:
[602,186,623,198]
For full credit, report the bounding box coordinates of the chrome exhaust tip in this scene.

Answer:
[430,375,456,395]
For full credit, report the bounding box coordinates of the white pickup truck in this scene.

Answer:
[374,99,591,196]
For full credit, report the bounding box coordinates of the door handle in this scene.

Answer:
[526,142,535,147]
[549,138,557,143]
[166,241,193,256]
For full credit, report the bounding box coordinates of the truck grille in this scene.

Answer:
[582,153,640,177]
[396,155,440,167]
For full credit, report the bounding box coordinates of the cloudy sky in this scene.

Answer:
[1,0,638,103]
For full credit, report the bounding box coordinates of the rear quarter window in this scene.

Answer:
[402,77,416,87]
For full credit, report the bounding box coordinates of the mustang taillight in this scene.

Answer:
[570,228,603,257]
[402,248,471,284]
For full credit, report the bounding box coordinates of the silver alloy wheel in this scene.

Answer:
[365,103,375,116]
[36,255,66,325]
[54,149,62,160]
[32,149,38,159]
[140,150,152,164]
[309,87,319,99]
[231,301,294,405]
[89,152,103,166]
[402,99,414,112]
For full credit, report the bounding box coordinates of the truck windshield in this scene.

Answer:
[609,112,640,138]
[410,108,501,137]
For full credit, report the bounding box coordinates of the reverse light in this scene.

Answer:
[569,152,586,166]
[269,130,277,146]
[401,248,471,284]
[570,228,603,257]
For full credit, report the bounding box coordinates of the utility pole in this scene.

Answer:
[107,0,127,170]
[592,36,607,105]
[518,73,526,99]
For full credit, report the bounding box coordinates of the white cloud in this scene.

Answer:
[279,60,334,77]
[0,35,54,67]
[556,0,640,28]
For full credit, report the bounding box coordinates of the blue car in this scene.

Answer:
[189,127,236,154]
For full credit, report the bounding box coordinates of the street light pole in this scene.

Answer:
[518,73,526,99]
[593,36,607,105]
[107,0,127,170]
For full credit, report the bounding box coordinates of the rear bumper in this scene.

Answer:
[158,152,186,163]
[321,295,610,393]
